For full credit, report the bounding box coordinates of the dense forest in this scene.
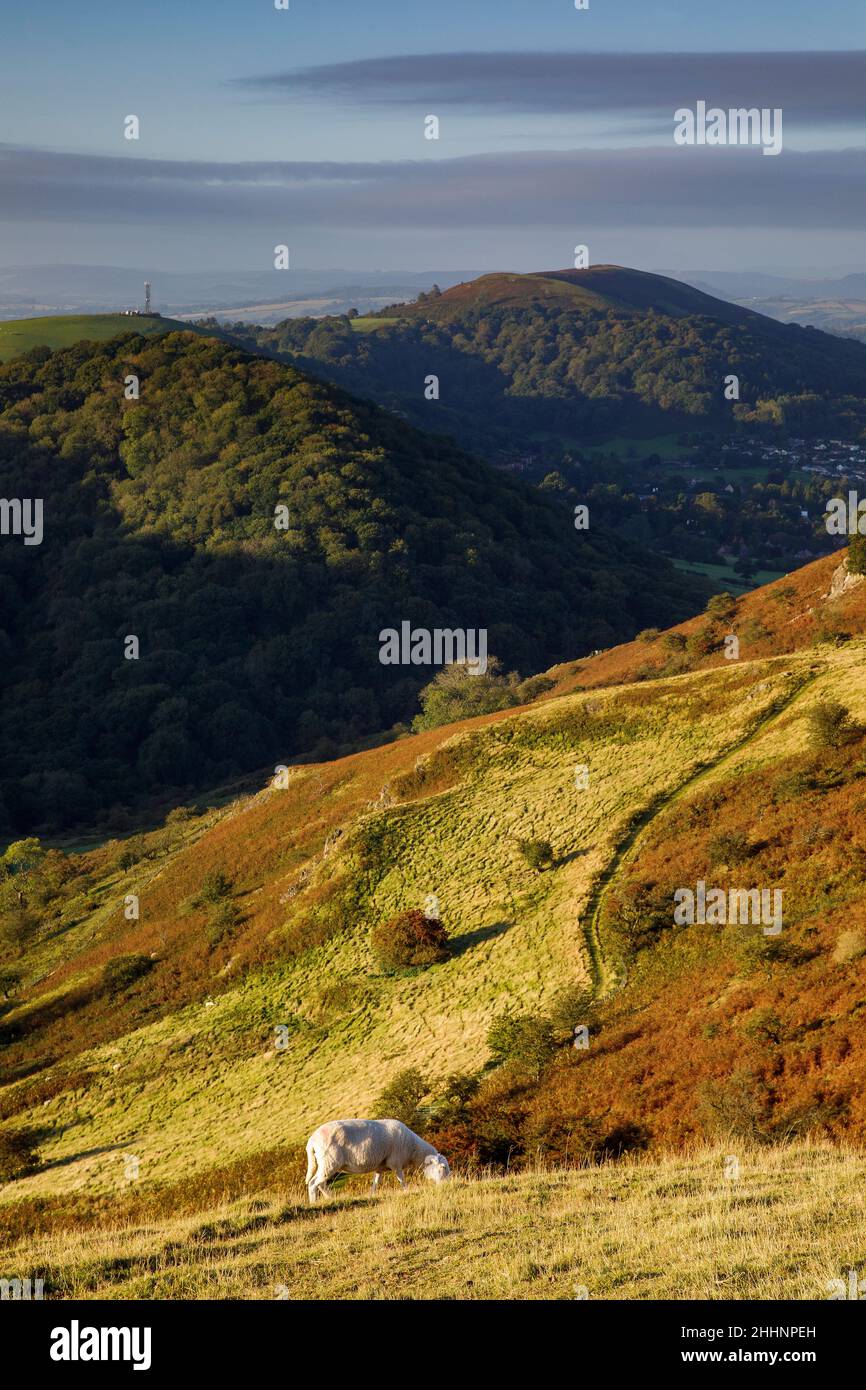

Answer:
[0,331,708,836]
[221,273,866,457]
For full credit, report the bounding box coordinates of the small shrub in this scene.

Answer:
[102,953,153,998]
[114,834,147,871]
[662,632,687,653]
[206,899,240,947]
[696,1069,771,1142]
[486,1014,556,1075]
[515,837,554,872]
[706,591,738,622]
[370,909,449,970]
[0,1126,41,1181]
[196,871,234,905]
[514,674,555,703]
[686,627,716,659]
[807,700,857,750]
[742,1009,784,1045]
[375,1068,429,1129]
[707,830,751,867]
[848,535,866,575]
[547,984,594,1040]
[636,627,660,642]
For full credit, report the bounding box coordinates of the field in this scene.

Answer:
[671,557,787,593]
[0,314,203,361]
[2,1143,861,1300]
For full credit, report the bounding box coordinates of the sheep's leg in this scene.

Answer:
[393,1167,407,1189]
[371,1172,381,1193]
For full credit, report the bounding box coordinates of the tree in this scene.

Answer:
[375,1068,429,1129]
[808,700,857,749]
[486,1014,556,1075]
[370,909,449,970]
[411,657,519,732]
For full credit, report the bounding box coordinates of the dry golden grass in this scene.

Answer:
[4,1143,863,1301]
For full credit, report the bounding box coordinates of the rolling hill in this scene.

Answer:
[0,314,201,362]
[0,326,709,836]
[229,265,866,456]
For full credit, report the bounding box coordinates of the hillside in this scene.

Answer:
[0,314,200,362]
[0,329,706,836]
[228,265,866,457]
[1,1144,861,1300]
[1,551,865,1213]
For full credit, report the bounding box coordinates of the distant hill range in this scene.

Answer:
[0,265,477,324]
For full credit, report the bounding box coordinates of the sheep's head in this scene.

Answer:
[422,1153,451,1183]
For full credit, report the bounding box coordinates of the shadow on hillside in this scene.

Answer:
[553,848,590,869]
[37,1141,127,1173]
[450,920,511,957]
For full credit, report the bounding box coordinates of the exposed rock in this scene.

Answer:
[823,558,865,601]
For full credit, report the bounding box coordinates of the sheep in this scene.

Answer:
[305,1117,451,1203]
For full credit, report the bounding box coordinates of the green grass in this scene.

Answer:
[349,316,403,333]
[0,314,208,362]
[3,1143,861,1300]
[671,558,787,593]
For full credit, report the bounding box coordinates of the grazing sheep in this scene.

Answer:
[305,1118,451,1203]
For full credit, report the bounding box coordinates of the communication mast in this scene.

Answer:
[144,281,151,315]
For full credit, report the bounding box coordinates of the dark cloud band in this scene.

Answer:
[2,144,864,230]
[234,50,866,123]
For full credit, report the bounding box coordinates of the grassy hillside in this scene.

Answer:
[1,1144,861,1300]
[1,554,864,1203]
[0,314,198,361]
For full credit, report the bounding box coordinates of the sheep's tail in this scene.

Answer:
[304,1139,317,1186]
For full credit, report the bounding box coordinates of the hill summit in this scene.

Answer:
[403,265,772,330]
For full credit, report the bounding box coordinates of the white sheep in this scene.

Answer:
[305,1118,451,1203]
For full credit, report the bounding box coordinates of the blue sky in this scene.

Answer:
[1,0,865,272]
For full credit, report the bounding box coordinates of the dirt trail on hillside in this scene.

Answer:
[582,662,825,996]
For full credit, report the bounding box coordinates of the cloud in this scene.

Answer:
[2,143,865,231]
[234,50,866,124]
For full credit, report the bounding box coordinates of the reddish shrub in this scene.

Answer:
[370,909,449,970]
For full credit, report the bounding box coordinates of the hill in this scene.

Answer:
[1,551,865,1204]
[405,265,773,329]
[0,328,706,836]
[227,265,866,457]
[0,314,201,362]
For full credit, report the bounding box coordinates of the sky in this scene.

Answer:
[1,0,865,274]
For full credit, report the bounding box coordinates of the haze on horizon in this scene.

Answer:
[1,0,865,277]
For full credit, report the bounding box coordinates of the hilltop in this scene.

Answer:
[392,265,774,330]
[1,549,865,1208]
[0,313,205,362]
